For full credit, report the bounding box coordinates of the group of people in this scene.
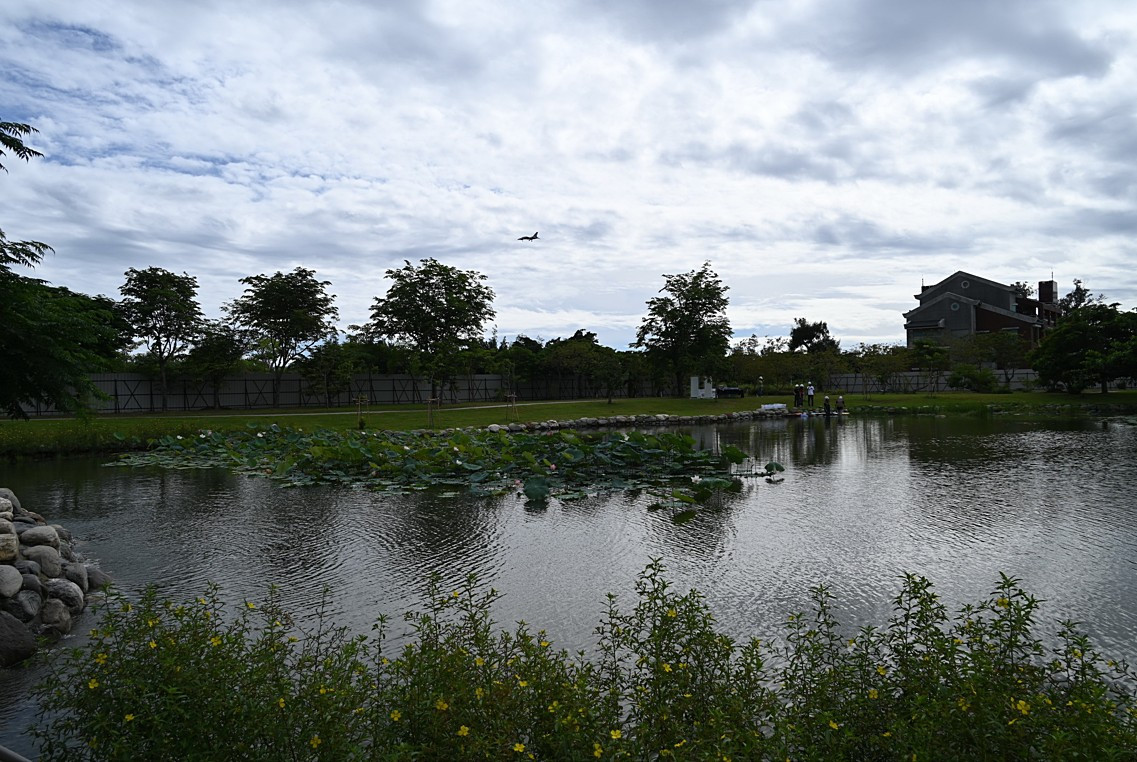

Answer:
[794,382,845,415]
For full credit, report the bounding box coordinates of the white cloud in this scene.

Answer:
[3,0,1135,350]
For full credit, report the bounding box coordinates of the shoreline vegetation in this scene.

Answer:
[4,389,1137,460]
[31,561,1137,760]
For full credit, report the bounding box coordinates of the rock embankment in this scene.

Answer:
[0,487,111,667]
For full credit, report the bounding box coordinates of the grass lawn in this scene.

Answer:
[3,389,1135,458]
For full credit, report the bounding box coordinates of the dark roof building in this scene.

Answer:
[903,271,1061,348]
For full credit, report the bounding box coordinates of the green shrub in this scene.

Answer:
[32,563,1137,760]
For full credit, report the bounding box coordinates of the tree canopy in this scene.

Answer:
[788,317,839,354]
[366,258,495,396]
[633,262,731,395]
[1031,302,1137,393]
[118,267,204,410]
[225,267,339,405]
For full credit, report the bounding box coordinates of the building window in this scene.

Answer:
[961,280,970,289]
[951,302,960,311]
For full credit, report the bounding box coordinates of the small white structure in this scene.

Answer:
[690,376,715,399]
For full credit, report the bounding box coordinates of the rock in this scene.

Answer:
[0,564,22,598]
[0,518,14,535]
[0,489,21,512]
[14,559,41,577]
[45,578,86,616]
[22,545,62,578]
[21,573,42,596]
[26,511,47,524]
[2,589,43,622]
[40,598,71,636]
[486,424,502,433]
[20,524,59,549]
[0,534,18,563]
[51,524,72,543]
[86,565,113,590]
[63,562,89,593]
[0,610,37,666]
[58,540,74,561]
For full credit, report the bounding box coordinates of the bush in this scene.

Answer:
[947,364,999,393]
[33,563,1137,760]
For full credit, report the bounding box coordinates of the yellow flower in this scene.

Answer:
[124,714,135,722]
[1015,699,1030,715]
[246,602,256,610]
[475,687,485,699]
[518,679,529,687]
[996,597,1010,608]
[882,731,892,737]
[548,701,560,713]
[309,735,321,749]
[868,689,879,700]
[277,698,285,709]
[475,656,485,666]
[390,709,402,721]
[958,697,971,711]
[513,742,526,752]
[540,640,550,647]
[457,725,470,736]
[662,663,673,672]
[593,742,603,757]
[674,739,686,747]
[610,729,622,740]
[828,719,839,730]
[210,636,222,647]
[666,608,677,618]
[88,679,99,690]
[876,665,888,676]
[435,698,450,711]
[148,640,157,649]
[94,652,107,664]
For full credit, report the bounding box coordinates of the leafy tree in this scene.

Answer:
[1031,303,1137,393]
[366,258,495,400]
[633,262,731,396]
[788,318,839,354]
[910,339,950,394]
[1010,281,1035,299]
[1057,278,1103,313]
[297,336,360,407]
[0,120,130,418]
[225,267,339,406]
[182,321,249,409]
[118,267,204,411]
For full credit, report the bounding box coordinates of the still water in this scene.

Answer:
[3,414,1137,756]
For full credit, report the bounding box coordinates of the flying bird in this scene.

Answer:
[517,232,539,241]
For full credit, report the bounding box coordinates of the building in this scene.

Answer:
[903,271,1061,348]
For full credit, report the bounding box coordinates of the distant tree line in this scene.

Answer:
[3,119,1135,418]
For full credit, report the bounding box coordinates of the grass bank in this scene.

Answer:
[4,390,1136,459]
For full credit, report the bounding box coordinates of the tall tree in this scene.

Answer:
[1031,303,1137,394]
[118,267,204,411]
[225,267,338,407]
[788,318,840,354]
[0,123,51,273]
[366,258,495,400]
[296,336,360,407]
[1058,279,1103,313]
[633,262,731,396]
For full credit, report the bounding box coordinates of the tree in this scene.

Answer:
[632,262,731,396]
[1010,281,1035,299]
[910,339,950,394]
[1058,279,1102,313]
[788,318,839,354]
[118,267,204,411]
[1,120,130,418]
[366,258,495,400]
[182,321,249,409]
[1031,303,1137,394]
[296,336,360,407]
[225,267,338,407]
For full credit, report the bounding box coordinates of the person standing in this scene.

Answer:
[823,395,831,415]
[807,382,815,407]
[836,395,845,414]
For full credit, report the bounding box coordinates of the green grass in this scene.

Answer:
[4,390,1136,459]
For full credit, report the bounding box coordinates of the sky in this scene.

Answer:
[3,0,1136,351]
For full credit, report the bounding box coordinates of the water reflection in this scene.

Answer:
[2,415,1137,757]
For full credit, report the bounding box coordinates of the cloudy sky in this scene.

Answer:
[3,0,1135,350]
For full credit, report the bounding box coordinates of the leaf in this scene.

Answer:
[722,445,747,464]
[671,509,698,525]
[670,490,697,504]
[764,461,786,473]
[523,476,550,501]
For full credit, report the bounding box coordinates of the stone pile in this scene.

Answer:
[0,487,111,667]
[477,408,788,435]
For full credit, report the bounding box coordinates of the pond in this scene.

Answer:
[3,413,1137,757]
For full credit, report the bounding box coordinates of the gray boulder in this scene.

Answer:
[40,598,71,636]
[0,564,22,598]
[0,610,37,666]
[63,562,89,593]
[0,534,17,563]
[22,545,62,578]
[51,524,72,543]
[0,488,21,512]
[15,559,41,576]
[20,524,59,549]
[0,518,14,535]
[21,573,42,595]
[58,540,74,561]
[86,565,112,590]
[45,577,86,616]
[2,589,42,623]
